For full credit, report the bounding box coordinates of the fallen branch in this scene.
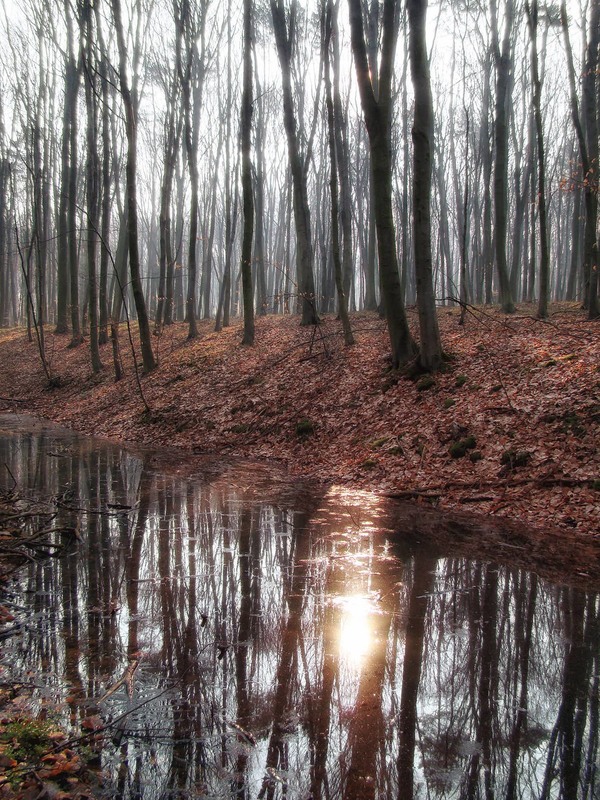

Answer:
[385,474,599,500]
[98,659,140,703]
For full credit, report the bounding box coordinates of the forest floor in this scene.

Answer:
[0,302,598,539]
[0,303,599,798]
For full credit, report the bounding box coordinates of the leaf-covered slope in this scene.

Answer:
[1,305,598,538]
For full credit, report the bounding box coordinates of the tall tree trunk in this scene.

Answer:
[323,0,354,346]
[82,0,102,372]
[200,140,221,319]
[408,0,442,370]
[111,0,156,373]
[156,74,181,332]
[173,0,208,340]
[348,0,416,367]
[216,17,234,331]
[584,0,600,317]
[510,108,533,300]
[481,62,494,305]
[491,0,516,313]
[240,0,255,346]
[364,0,380,312]
[56,2,79,336]
[526,0,550,319]
[96,17,111,346]
[562,0,600,317]
[566,185,582,301]
[31,117,46,358]
[252,47,268,316]
[331,10,354,304]
[0,159,7,327]
[400,35,413,304]
[270,0,319,326]
[459,112,470,321]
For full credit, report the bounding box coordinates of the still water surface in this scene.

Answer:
[0,415,598,799]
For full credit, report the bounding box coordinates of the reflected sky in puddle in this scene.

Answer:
[0,416,599,800]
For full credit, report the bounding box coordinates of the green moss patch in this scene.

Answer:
[296,419,315,437]
[416,375,436,392]
[449,436,477,459]
[500,449,531,469]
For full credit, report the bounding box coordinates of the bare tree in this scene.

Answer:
[525,0,550,319]
[81,0,102,372]
[322,0,354,345]
[55,0,81,341]
[491,0,517,313]
[173,0,210,340]
[111,0,157,373]
[347,0,416,367]
[240,0,255,345]
[562,0,600,318]
[270,0,319,326]
[407,0,443,370]
[155,60,182,332]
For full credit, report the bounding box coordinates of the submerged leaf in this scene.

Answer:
[227,721,256,746]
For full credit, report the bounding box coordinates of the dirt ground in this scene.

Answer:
[0,303,598,542]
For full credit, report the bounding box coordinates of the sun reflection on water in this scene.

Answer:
[333,594,378,669]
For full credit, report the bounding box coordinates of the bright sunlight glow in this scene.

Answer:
[334,594,377,669]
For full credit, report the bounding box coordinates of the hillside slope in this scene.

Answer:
[1,305,598,539]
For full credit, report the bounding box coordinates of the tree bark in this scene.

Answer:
[526,0,550,319]
[348,0,416,367]
[491,0,516,313]
[111,0,156,373]
[407,0,443,370]
[56,1,79,337]
[156,71,181,332]
[82,0,102,372]
[96,12,111,346]
[330,10,354,304]
[323,0,354,346]
[240,0,255,346]
[562,0,599,316]
[173,0,207,340]
[252,53,268,316]
[270,0,319,326]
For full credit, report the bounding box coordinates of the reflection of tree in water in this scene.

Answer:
[415,561,599,800]
[0,428,599,799]
[539,590,600,800]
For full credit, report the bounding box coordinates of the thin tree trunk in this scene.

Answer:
[240,0,255,345]
[96,19,111,346]
[156,74,181,332]
[82,0,102,372]
[323,0,354,346]
[526,0,550,319]
[270,0,319,326]
[459,111,470,322]
[331,10,354,304]
[56,3,79,336]
[111,0,156,373]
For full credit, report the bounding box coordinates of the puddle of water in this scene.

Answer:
[0,415,598,799]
